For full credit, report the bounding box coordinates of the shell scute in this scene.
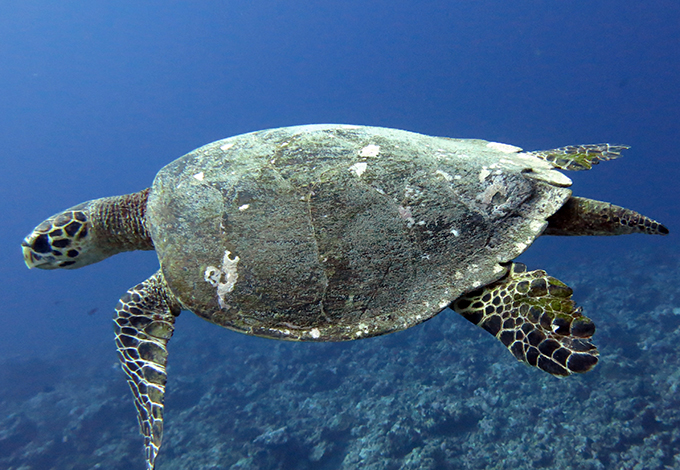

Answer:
[146,125,571,340]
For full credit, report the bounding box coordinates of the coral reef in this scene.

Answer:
[1,248,679,469]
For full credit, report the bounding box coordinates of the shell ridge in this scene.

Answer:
[268,155,334,330]
[301,179,331,324]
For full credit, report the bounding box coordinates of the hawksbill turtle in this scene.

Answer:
[21,124,668,469]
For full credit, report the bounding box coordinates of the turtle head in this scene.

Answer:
[23,190,154,270]
[22,200,116,270]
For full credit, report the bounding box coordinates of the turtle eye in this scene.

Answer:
[23,203,99,270]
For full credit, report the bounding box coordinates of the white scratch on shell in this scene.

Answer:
[398,205,415,227]
[193,172,204,181]
[359,144,381,157]
[530,220,544,232]
[435,169,453,181]
[487,142,522,153]
[220,142,235,151]
[204,250,240,309]
[238,204,250,211]
[349,161,368,177]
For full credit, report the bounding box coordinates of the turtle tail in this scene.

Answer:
[544,196,669,237]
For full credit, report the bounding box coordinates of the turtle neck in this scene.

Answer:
[93,188,155,252]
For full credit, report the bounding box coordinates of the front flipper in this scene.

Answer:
[453,263,598,377]
[528,143,628,171]
[114,270,181,470]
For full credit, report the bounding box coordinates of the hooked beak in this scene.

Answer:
[22,239,55,269]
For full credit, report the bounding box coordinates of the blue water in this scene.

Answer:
[1,1,679,469]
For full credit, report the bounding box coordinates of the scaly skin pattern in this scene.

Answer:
[21,189,153,269]
[528,143,628,171]
[113,270,181,470]
[147,125,573,342]
[545,196,669,236]
[453,263,599,377]
[20,125,670,469]
[21,205,91,268]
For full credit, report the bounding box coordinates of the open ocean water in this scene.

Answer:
[1,1,679,469]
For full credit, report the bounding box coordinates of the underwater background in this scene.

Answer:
[1,1,679,469]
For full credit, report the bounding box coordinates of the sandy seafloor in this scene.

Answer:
[2,244,680,470]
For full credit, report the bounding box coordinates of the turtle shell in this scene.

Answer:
[146,124,571,341]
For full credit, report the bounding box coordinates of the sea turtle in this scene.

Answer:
[21,124,668,469]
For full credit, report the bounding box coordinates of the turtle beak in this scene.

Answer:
[22,240,40,269]
[22,241,36,269]
[22,237,56,269]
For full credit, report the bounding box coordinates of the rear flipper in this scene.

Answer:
[545,196,669,236]
[452,263,598,377]
[528,143,628,171]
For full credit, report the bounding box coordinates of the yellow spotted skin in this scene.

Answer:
[22,189,153,270]
[21,205,91,268]
[528,143,628,171]
[453,263,598,377]
[21,126,670,469]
